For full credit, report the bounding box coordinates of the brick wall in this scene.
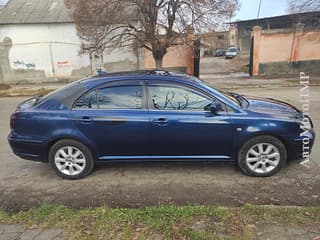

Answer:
[143,37,194,75]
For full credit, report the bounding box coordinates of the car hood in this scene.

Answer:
[245,96,301,119]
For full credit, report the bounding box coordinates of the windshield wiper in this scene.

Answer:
[229,93,249,108]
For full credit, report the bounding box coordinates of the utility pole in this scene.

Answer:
[257,0,262,18]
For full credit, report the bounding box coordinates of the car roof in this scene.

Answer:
[77,70,202,91]
[79,70,202,88]
[36,70,242,112]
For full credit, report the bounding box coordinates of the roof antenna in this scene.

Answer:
[97,68,107,76]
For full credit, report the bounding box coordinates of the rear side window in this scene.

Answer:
[98,86,142,109]
[74,85,143,109]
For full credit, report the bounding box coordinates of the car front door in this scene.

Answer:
[71,80,150,159]
[147,81,233,160]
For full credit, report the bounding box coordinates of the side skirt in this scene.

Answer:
[98,155,233,162]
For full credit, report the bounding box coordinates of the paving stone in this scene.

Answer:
[256,224,319,240]
[256,225,289,240]
[18,229,42,240]
[0,232,21,240]
[288,234,312,240]
[52,236,65,240]
[0,224,25,233]
[34,229,64,240]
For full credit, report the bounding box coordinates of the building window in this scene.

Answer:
[218,35,225,40]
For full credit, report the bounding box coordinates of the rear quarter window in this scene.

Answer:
[73,85,143,110]
[37,81,85,110]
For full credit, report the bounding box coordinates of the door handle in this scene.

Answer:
[80,116,92,124]
[152,118,168,126]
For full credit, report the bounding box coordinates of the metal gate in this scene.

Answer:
[249,36,254,76]
[193,39,201,77]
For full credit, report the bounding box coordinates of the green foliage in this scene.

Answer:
[0,203,319,240]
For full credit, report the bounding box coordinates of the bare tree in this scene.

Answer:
[288,0,320,13]
[65,0,239,69]
[64,0,126,56]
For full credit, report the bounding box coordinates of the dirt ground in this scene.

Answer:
[0,83,319,212]
[0,57,319,212]
[199,57,320,89]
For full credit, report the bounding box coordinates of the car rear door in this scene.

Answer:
[146,81,233,159]
[71,80,150,159]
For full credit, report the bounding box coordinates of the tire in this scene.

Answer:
[49,139,94,179]
[238,135,287,177]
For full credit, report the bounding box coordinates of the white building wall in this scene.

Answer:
[0,22,139,82]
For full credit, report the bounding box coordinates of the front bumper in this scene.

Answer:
[286,129,315,160]
[8,132,48,162]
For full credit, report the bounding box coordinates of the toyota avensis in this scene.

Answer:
[8,71,315,179]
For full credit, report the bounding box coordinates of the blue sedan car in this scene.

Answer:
[8,71,315,179]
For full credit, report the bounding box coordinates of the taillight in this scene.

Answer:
[10,111,20,130]
[10,114,14,130]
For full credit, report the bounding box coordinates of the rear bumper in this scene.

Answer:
[8,132,48,162]
[286,129,315,160]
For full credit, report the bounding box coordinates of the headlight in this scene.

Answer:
[297,117,312,131]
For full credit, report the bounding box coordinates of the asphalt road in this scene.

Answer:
[0,86,319,211]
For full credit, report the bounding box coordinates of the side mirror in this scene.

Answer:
[210,101,218,114]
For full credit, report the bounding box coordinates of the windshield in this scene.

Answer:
[228,48,237,52]
[196,77,246,108]
[195,77,242,107]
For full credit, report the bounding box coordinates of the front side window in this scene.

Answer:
[149,85,212,111]
[74,90,98,109]
[74,85,143,109]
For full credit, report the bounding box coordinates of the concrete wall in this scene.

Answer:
[0,23,139,83]
[252,26,320,75]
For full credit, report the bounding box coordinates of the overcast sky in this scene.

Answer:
[0,0,9,5]
[234,0,289,21]
[0,0,290,22]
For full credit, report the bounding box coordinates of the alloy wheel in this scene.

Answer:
[54,146,86,176]
[245,143,280,174]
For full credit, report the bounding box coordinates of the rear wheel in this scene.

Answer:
[49,139,94,179]
[238,135,287,177]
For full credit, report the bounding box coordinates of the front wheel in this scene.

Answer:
[238,135,287,177]
[49,139,94,179]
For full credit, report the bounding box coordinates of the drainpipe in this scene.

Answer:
[290,23,304,63]
[49,41,56,80]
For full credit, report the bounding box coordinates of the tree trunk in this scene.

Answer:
[155,57,163,69]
